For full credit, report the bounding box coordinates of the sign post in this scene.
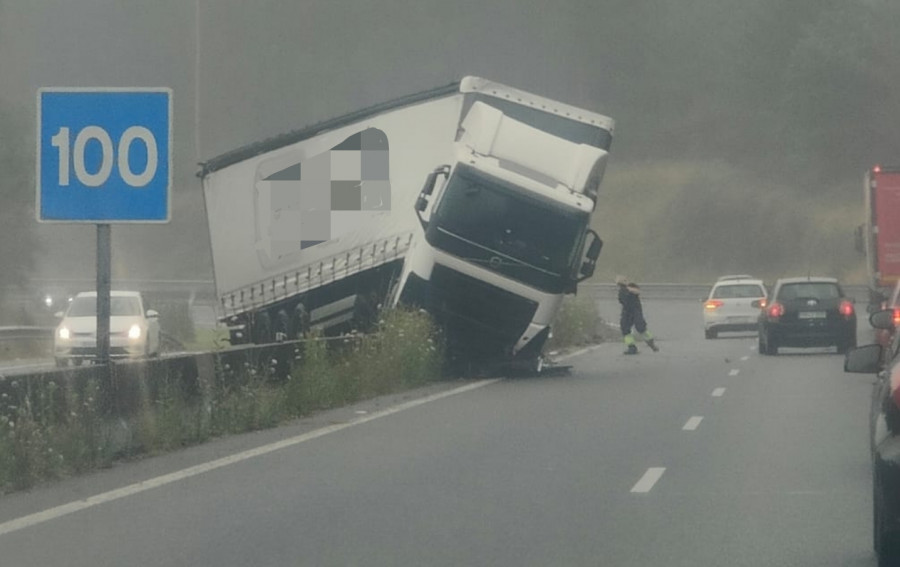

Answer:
[37,88,172,366]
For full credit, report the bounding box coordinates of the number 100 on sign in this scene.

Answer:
[37,89,171,223]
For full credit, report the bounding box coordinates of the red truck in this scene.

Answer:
[857,165,900,317]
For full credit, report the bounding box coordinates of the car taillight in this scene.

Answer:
[759,298,768,309]
[766,302,784,319]
[704,300,724,310]
[893,308,900,327]
[839,300,854,318]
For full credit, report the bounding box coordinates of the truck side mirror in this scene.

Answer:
[415,165,450,227]
[577,230,603,282]
[586,237,603,261]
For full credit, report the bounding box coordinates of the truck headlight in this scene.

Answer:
[128,324,142,340]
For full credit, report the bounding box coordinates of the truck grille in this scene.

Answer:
[427,264,537,357]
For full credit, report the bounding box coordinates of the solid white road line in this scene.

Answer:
[729,369,740,376]
[631,467,666,493]
[682,416,704,431]
[0,378,502,538]
[712,388,726,397]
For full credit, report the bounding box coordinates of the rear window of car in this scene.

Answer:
[712,284,765,299]
[776,283,840,301]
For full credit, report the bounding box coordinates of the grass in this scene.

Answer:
[0,307,445,494]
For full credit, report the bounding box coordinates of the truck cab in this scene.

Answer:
[398,94,611,370]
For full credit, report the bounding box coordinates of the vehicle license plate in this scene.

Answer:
[798,311,826,319]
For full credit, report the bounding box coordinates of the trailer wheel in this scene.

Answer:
[293,303,310,338]
[253,312,273,344]
[275,310,290,342]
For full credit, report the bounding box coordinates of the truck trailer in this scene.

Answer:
[198,77,614,371]
[857,165,900,311]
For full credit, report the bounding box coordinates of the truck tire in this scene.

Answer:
[275,310,290,342]
[253,312,273,344]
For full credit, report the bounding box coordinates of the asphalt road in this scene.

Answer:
[0,298,880,566]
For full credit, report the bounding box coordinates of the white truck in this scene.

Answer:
[199,76,613,370]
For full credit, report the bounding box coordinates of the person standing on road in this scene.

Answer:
[616,275,659,355]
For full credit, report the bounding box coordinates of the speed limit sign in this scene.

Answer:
[37,88,172,223]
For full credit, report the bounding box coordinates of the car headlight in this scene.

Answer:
[128,324,142,340]
[58,327,70,340]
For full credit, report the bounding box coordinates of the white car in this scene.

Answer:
[702,275,768,339]
[54,291,161,366]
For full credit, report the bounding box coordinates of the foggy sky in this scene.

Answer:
[0,0,615,282]
[1,0,896,284]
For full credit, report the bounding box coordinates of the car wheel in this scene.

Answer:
[705,328,717,339]
[874,464,900,566]
[837,333,858,354]
[764,332,778,355]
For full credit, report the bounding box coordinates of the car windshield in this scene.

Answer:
[776,282,841,301]
[712,284,765,299]
[66,296,143,317]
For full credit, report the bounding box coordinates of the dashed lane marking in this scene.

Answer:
[682,416,704,431]
[631,467,666,493]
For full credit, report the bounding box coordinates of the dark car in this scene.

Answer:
[844,309,900,566]
[757,276,857,355]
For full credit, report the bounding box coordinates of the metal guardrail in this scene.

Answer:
[581,283,871,302]
[0,326,54,341]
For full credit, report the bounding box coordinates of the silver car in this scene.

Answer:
[54,291,161,366]
[702,275,768,339]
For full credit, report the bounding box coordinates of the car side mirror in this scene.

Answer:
[844,343,883,373]
[146,309,159,318]
[869,309,895,329]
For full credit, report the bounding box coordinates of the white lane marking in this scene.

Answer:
[0,378,501,538]
[729,369,740,376]
[631,467,666,493]
[740,356,749,361]
[712,387,726,397]
[683,416,703,431]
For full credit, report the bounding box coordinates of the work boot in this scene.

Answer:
[624,344,638,355]
[646,339,659,352]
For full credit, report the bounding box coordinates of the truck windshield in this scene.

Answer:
[427,167,588,293]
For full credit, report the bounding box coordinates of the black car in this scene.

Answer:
[758,276,857,355]
[845,309,900,566]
